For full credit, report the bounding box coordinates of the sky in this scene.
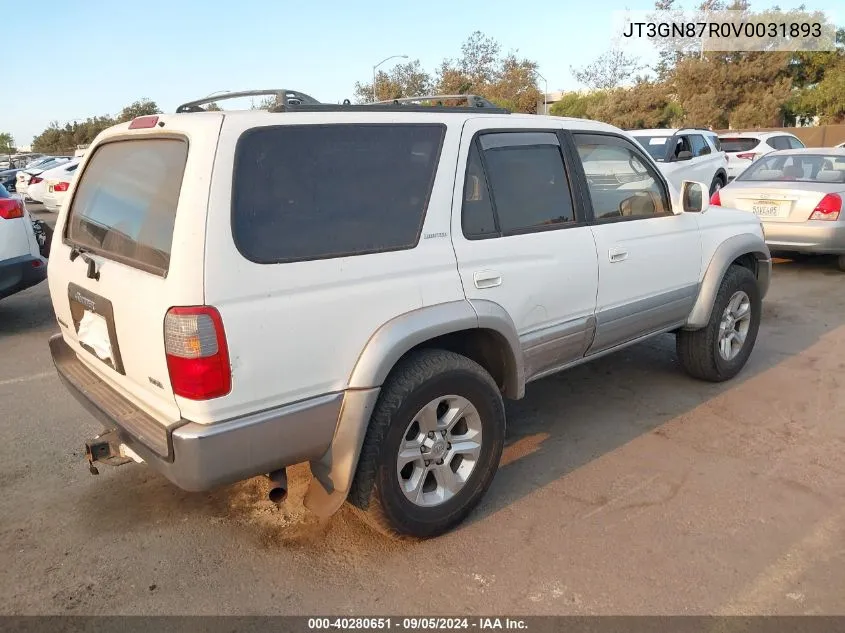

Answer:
[2,0,840,148]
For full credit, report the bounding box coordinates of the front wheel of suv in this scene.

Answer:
[676,264,761,382]
[348,349,506,539]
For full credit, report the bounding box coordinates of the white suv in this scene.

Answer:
[48,91,771,539]
[629,128,729,196]
[719,131,805,181]
[0,184,48,300]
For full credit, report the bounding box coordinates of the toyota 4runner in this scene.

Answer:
[48,90,771,539]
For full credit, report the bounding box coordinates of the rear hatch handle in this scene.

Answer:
[70,245,101,281]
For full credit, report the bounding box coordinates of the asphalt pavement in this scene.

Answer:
[2,208,844,615]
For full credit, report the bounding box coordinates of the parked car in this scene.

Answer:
[713,147,845,271]
[835,142,845,149]
[629,128,728,195]
[0,168,21,192]
[16,156,72,198]
[719,132,805,181]
[41,159,80,212]
[48,94,770,539]
[0,184,48,300]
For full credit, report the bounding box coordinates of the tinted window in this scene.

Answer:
[630,135,670,161]
[232,124,444,263]
[575,134,670,221]
[788,136,805,149]
[0,183,9,198]
[461,144,497,239]
[67,139,188,275]
[689,134,709,156]
[720,137,760,153]
[480,133,576,233]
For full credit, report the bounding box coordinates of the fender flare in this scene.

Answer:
[304,299,524,517]
[685,233,771,330]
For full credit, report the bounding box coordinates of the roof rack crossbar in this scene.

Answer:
[175,89,321,113]
[371,94,503,110]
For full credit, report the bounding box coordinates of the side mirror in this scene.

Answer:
[676,150,693,161]
[681,181,709,213]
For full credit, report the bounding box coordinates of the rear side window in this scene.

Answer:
[232,124,445,263]
[788,136,805,149]
[720,137,760,153]
[707,134,722,152]
[689,134,710,156]
[66,139,188,276]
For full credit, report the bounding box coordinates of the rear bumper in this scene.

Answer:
[49,334,343,491]
[0,254,47,299]
[763,221,845,254]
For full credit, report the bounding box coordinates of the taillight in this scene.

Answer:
[809,193,841,221]
[164,306,231,400]
[736,153,756,160]
[29,176,43,185]
[54,181,70,192]
[0,198,24,219]
[709,190,722,206]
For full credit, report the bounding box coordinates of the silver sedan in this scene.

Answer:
[712,148,845,271]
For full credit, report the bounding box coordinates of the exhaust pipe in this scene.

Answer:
[268,468,288,504]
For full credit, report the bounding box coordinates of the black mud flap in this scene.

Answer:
[85,429,132,475]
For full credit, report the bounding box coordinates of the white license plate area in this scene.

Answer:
[751,200,785,217]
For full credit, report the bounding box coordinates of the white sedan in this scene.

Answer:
[40,159,80,212]
[713,148,845,271]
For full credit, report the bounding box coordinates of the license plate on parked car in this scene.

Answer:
[751,200,782,217]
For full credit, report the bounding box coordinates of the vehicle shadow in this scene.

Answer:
[69,258,845,549]
[463,255,845,527]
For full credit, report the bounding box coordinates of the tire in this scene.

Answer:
[837,255,845,272]
[676,264,761,382]
[709,174,725,196]
[348,348,506,539]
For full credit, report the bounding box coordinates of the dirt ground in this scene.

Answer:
[2,214,844,615]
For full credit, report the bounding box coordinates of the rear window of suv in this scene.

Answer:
[66,139,188,276]
[232,124,445,263]
[720,137,760,152]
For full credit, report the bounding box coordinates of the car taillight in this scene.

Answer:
[809,193,841,221]
[735,153,756,160]
[709,190,722,206]
[164,306,231,400]
[54,181,70,192]
[29,176,43,185]
[0,198,24,219]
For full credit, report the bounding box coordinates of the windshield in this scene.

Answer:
[720,138,760,153]
[738,154,845,183]
[631,136,670,161]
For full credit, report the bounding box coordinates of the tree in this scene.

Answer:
[591,81,682,129]
[116,98,161,123]
[0,132,14,153]
[354,59,434,103]
[571,48,644,91]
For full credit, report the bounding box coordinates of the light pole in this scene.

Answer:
[535,71,549,115]
[373,54,409,102]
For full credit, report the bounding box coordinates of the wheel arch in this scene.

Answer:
[304,300,523,518]
[685,233,771,330]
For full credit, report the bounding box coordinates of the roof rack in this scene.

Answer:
[274,93,510,115]
[372,94,505,110]
[175,89,321,113]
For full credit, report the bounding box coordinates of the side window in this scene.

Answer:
[461,144,497,239]
[765,137,779,149]
[788,136,805,149]
[462,132,577,237]
[574,133,671,221]
[689,134,710,157]
[672,135,693,159]
[707,134,722,152]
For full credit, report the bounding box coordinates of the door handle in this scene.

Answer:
[473,270,502,289]
[609,247,628,263]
